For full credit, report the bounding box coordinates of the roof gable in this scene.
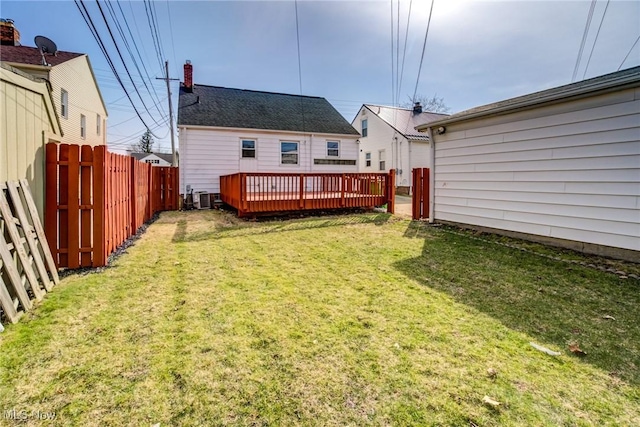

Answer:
[178,85,360,136]
[0,45,84,67]
[361,104,448,140]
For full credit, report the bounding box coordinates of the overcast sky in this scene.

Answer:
[2,0,639,154]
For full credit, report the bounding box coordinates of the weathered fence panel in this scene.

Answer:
[45,143,178,269]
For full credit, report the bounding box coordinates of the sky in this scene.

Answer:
[2,0,639,155]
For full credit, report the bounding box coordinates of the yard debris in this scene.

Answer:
[530,342,561,356]
[0,322,4,333]
[602,315,616,321]
[487,368,498,379]
[393,342,400,349]
[569,343,587,357]
[482,395,501,408]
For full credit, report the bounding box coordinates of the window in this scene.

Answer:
[145,159,160,164]
[361,119,368,137]
[61,89,68,118]
[80,114,86,139]
[241,139,256,158]
[281,141,299,165]
[365,152,371,167]
[327,141,339,157]
[378,150,386,171]
[97,114,101,136]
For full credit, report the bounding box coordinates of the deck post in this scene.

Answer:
[387,169,396,214]
[299,174,304,209]
[340,174,346,207]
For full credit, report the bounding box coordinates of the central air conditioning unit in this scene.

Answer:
[193,191,211,209]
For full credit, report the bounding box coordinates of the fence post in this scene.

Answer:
[130,157,137,233]
[80,145,93,267]
[387,169,396,214]
[422,168,430,220]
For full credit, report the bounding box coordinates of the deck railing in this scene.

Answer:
[220,171,395,217]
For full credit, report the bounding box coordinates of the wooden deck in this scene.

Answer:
[220,172,395,217]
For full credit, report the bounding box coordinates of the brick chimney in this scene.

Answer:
[0,19,20,46]
[413,102,422,114]
[183,60,193,93]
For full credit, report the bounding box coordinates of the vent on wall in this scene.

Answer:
[193,191,211,209]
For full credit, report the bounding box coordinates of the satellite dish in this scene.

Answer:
[34,36,57,55]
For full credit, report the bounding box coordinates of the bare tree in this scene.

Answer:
[402,94,451,114]
[131,129,155,153]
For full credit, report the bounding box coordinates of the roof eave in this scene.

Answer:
[416,70,640,132]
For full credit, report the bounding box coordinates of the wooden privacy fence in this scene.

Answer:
[1,181,59,323]
[412,168,430,220]
[220,171,395,217]
[45,143,179,269]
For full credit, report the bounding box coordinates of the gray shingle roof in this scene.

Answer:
[177,84,360,136]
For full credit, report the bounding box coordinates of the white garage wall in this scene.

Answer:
[433,88,640,252]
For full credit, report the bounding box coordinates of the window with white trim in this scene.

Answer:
[365,152,371,167]
[281,141,299,165]
[241,139,256,158]
[326,141,339,157]
[361,119,368,137]
[80,114,86,139]
[61,89,68,119]
[378,149,385,171]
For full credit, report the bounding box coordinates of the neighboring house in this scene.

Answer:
[177,61,360,195]
[0,21,107,146]
[351,103,447,194]
[1,63,62,218]
[417,66,640,261]
[130,152,173,167]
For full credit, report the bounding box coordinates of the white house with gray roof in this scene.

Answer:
[177,61,360,195]
[351,103,448,194]
[416,66,640,261]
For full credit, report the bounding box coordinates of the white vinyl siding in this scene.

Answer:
[179,128,359,194]
[49,56,107,146]
[433,88,640,252]
[97,113,101,135]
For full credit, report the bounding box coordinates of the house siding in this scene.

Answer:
[353,106,431,190]
[179,127,359,194]
[433,88,640,252]
[49,56,107,146]
[1,67,60,217]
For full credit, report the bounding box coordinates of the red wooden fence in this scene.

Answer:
[412,168,430,220]
[45,143,178,269]
[220,170,395,217]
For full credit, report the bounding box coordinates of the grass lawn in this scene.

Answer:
[1,210,639,426]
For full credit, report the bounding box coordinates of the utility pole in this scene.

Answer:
[156,61,179,166]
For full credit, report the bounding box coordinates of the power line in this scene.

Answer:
[412,0,435,104]
[618,34,640,71]
[94,0,168,128]
[165,0,179,76]
[294,0,306,134]
[74,0,162,139]
[104,0,168,120]
[572,0,597,82]
[582,0,611,79]
[390,0,395,107]
[397,0,413,107]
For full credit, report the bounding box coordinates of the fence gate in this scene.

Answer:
[412,168,430,220]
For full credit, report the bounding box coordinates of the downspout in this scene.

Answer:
[426,127,435,223]
[407,139,412,195]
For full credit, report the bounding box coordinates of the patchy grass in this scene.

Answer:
[1,210,639,426]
